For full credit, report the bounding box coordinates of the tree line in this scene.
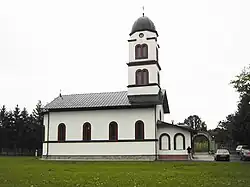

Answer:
[211,65,250,147]
[181,65,250,148]
[0,101,44,155]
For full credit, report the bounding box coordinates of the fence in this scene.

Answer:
[0,148,42,156]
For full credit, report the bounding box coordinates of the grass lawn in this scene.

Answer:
[0,157,249,187]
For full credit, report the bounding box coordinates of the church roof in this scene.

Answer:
[157,120,193,132]
[44,90,169,113]
[130,16,158,36]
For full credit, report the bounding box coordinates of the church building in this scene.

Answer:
[42,14,192,161]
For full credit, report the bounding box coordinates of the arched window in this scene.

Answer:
[135,69,149,85]
[142,69,149,85]
[58,123,66,142]
[135,44,148,59]
[159,133,171,150]
[135,120,144,140]
[135,44,142,59]
[174,133,185,150]
[141,44,148,58]
[83,122,91,141]
[109,121,118,141]
[135,69,142,85]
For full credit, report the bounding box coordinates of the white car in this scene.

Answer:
[214,149,230,161]
[240,148,250,161]
[236,145,248,154]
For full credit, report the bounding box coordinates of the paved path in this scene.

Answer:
[193,152,247,162]
[193,153,214,161]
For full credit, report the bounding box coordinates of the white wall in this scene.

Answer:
[127,85,160,96]
[157,125,191,155]
[43,107,156,156]
[129,31,158,62]
[43,141,155,156]
[128,64,160,85]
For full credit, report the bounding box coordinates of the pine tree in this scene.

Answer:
[32,100,43,126]
[13,105,21,122]
[0,105,8,127]
[20,107,29,126]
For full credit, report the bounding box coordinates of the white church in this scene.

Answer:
[42,14,192,161]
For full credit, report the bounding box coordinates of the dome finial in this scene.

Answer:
[142,6,144,17]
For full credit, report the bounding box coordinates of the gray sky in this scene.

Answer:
[0,0,249,129]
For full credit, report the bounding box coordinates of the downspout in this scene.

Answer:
[46,110,50,159]
[154,105,157,161]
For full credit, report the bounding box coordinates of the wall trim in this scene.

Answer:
[43,139,158,144]
[41,155,157,161]
[147,37,157,41]
[158,155,188,160]
[127,60,161,70]
[43,104,155,113]
[127,83,161,89]
[128,39,137,42]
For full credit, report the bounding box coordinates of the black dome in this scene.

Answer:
[130,16,158,36]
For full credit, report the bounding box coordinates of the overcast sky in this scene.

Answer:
[0,0,249,129]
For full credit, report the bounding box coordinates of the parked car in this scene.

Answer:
[236,145,248,154]
[214,149,230,161]
[240,147,250,161]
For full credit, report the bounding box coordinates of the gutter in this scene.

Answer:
[154,105,157,161]
[46,110,50,158]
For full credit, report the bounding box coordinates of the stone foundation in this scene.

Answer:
[41,155,156,161]
[158,155,188,160]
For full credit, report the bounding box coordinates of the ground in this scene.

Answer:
[0,157,249,187]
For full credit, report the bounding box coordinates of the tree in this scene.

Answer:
[231,65,250,96]
[0,105,6,121]
[32,100,43,126]
[219,65,250,146]
[184,115,207,131]
[232,94,250,145]
[0,102,45,155]
[17,108,30,150]
[0,105,8,150]
[31,101,45,150]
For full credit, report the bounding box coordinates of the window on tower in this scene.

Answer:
[135,69,149,85]
[142,69,149,84]
[135,45,141,59]
[135,44,148,59]
[136,69,142,85]
[141,44,148,58]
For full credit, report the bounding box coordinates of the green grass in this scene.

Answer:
[0,157,249,187]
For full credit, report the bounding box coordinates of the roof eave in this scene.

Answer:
[129,29,159,37]
[157,120,193,132]
[43,104,156,113]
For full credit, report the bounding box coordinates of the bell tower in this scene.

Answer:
[127,15,162,104]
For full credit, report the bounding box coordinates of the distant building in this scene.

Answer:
[42,14,192,161]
